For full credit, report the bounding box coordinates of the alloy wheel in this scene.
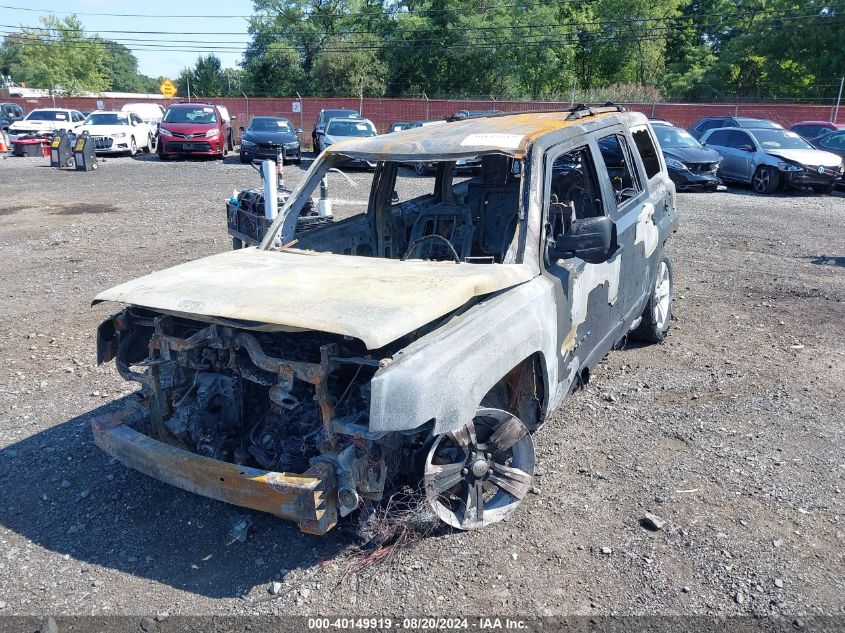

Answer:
[424,408,534,530]
[653,260,671,331]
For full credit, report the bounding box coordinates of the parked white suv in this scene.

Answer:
[7,108,85,141]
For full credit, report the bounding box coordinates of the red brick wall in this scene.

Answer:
[6,96,842,137]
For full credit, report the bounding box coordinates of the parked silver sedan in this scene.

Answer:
[701,127,844,194]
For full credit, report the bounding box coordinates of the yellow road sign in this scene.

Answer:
[159,79,177,99]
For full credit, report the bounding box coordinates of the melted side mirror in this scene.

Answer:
[550,216,615,264]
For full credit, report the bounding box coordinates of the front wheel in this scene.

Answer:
[129,136,137,156]
[631,255,673,343]
[424,408,535,531]
[414,162,428,176]
[752,165,779,194]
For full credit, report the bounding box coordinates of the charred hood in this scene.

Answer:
[93,249,535,349]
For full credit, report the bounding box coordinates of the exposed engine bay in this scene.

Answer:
[97,307,424,526]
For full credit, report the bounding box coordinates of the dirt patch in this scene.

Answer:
[52,203,121,215]
[0,204,30,215]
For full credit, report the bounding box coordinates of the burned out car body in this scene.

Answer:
[93,106,678,534]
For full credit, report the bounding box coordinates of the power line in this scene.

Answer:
[1,3,838,38]
[3,12,843,56]
[2,9,841,53]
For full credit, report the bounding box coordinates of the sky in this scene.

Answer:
[2,0,257,78]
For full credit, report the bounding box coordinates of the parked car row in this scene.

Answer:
[648,115,844,194]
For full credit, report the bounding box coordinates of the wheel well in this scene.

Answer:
[480,353,546,430]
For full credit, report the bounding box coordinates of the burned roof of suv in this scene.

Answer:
[324,106,626,162]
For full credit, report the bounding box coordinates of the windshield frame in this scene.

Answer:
[84,112,131,126]
[162,106,218,125]
[24,110,70,122]
[325,119,376,137]
[654,126,703,149]
[248,117,293,133]
[750,129,814,151]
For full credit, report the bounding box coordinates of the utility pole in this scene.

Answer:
[833,76,844,124]
[186,75,191,103]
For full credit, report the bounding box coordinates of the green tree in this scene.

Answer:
[12,15,108,94]
[311,36,386,96]
[178,55,225,97]
[99,40,148,92]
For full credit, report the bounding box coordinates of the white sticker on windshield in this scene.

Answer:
[56,113,67,120]
[784,131,799,138]
[203,107,213,113]
[461,133,524,149]
[356,123,369,131]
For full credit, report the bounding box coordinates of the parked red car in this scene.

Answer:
[790,120,845,141]
[157,103,233,160]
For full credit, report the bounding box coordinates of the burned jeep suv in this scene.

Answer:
[93,106,678,534]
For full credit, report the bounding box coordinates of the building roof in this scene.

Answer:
[324,108,622,161]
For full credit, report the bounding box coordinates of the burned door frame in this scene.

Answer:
[539,132,624,382]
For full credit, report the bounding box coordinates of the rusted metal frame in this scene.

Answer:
[91,414,339,534]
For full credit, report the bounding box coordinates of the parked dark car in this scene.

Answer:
[1,102,24,131]
[239,116,302,164]
[388,121,411,133]
[790,121,845,141]
[701,127,844,194]
[157,103,233,160]
[312,109,359,153]
[446,109,503,122]
[689,116,782,140]
[653,124,722,191]
[812,130,845,187]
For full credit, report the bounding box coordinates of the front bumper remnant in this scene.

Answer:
[91,411,338,535]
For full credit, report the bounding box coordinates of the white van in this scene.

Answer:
[120,103,166,126]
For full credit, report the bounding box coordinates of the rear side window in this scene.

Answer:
[727,130,753,149]
[704,129,731,146]
[597,134,641,204]
[632,128,661,179]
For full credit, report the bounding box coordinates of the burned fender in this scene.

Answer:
[368,277,560,435]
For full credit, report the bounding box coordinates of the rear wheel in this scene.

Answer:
[424,408,534,530]
[143,134,153,153]
[631,255,673,343]
[752,165,779,194]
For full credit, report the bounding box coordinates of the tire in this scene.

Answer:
[232,237,243,250]
[414,162,428,176]
[812,183,834,195]
[751,165,779,194]
[293,157,301,165]
[239,152,249,164]
[129,136,137,156]
[158,152,170,161]
[631,254,673,343]
[143,134,153,153]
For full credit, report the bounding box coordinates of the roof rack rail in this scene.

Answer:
[565,102,628,121]
[450,103,629,123]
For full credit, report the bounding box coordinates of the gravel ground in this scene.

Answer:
[0,152,843,618]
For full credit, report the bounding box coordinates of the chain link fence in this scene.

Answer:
[6,96,843,148]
